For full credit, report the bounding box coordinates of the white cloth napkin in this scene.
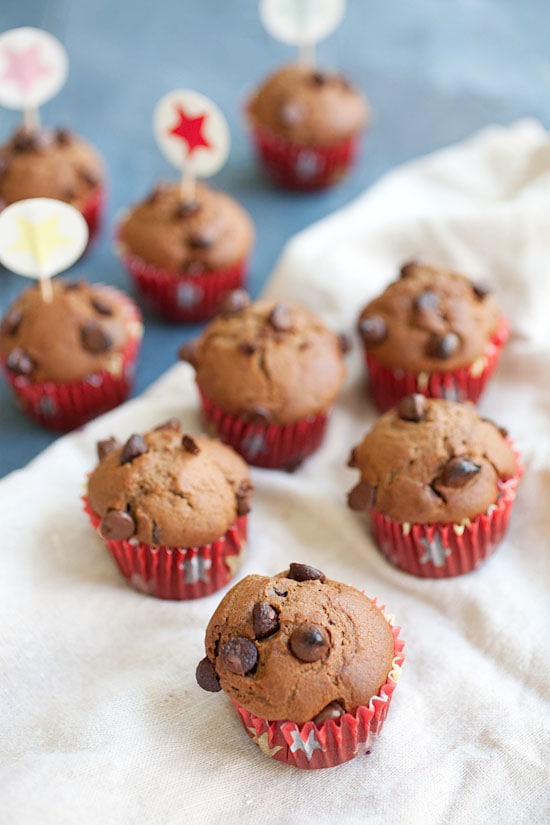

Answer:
[1,120,549,825]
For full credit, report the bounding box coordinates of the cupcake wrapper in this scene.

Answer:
[370,456,523,578]
[1,288,142,432]
[120,249,248,323]
[84,497,248,600]
[198,387,328,469]
[80,186,105,245]
[248,120,359,191]
[364,316,509,411]
[234,609,404,769]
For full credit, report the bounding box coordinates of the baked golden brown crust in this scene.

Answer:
[357,262,503,373]
[201,568,395,723]
[348,396,517,524]
[247,63,369,146]
[184,295,346,424]
[87,424,252,548]
[117,181,254,272]
[0,280,142,383]
[0,127,104,209]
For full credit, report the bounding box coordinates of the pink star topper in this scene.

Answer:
[0,28,68,111]
[0,42,51,95]
[168,105,212,156]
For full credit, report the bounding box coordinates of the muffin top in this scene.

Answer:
[0,126,104,210]
[180,291,347,424]
[357,261,505,373]
[0,279,142,383]
[196,563,395,724]
[247,63,369,146]
[117,181,254,273]
[87,421,253,548]
[348,395,517,525]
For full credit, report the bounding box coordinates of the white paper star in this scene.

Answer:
[294,149,321,179]
[289,729,324,760]
[241,431,268,460]
[176,282,202,308]
[419,534,451,567]
[181,554,211,584]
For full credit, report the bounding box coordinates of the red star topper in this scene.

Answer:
[168,104,211,156]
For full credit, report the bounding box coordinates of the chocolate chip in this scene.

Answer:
[267,304,292,332]
[96,437,121,460]
[99,509,135,541]
[120,434,148,465]
[65,280,85,291]
[358,315,386,345]
[220,637,258,676]
[472,283,490,300]
[437,456,481,487]
[245,406,271,424]
[55,127,72,145]
[347,481,375,511]
[252,602,279,640]
[347,447,358,468]
[289,624,329,662]
[337,333,350,354]
[64,187,77,200]
[312,701,345,725]
[400,261,418,278]
[310,71,327,86]
[181,434,200,455]
[273,586,288,597]
[239,341,257,355]
[0,308,22,336]
[173,200,200,219]
[195,657,221,692]
[151,522,160,545]
[12,129,45,152]
[80,322,112,354]
[287,563,326,583]
[414,289,439,311]
[397,393,427,422]
[178,339,197,365]
[81,168,99,186]
[236,479,253,517]
[426,331,460,359]
[89,297,112,316]
[280,101,303,125]
[220,289,251,316]
[188,229,214,249]
[154,418,181,432]
[5,347,34,376]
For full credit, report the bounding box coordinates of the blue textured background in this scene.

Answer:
[0,0,547,477]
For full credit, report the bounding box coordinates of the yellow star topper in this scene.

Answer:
[9,212,71,273]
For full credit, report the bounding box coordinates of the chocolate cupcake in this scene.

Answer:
[117,181,254,322]
[357,261,509,410]
[246,63,369,190]
[180,291,347,468]
[196,564,404,769]
[0,279,142,430]
[347,396,522,577]
[84,421,253,600]
[0,126,105,241]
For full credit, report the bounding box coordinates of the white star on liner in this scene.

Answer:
[294,149,321,179]
[419,534,452,567]
[241,431,268,459]
[176,283,202,308]
[247,728,283,758]
[440,383,463,401]
[180,555,211,584]
[289,729,324,760]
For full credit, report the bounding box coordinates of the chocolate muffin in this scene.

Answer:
[117,182,254,322]
[0,126,104,237]
[180,291,347,468]
[357,261,509,410]
[85,422,253,600]
[196,564,403,768]
[0,279,142,430]
[246,64,369,189]
[347,396,522,577]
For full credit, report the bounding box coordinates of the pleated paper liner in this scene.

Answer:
[198,387,329,469]
[84,497,248,600]
[364,316,510,412]
[0,288,142,432]
[80,185,105,245]
[119,248,248,323]
[247,119,359,191]
[234,609,404,769]
[369,456,523,578]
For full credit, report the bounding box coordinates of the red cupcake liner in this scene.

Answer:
[364,316,509,411]
[233,609,404,769]
[0,288,142,432]
[119,248,248,323]
[248,120,359,191]
[198,387,328,469]
[369,456,523,578]
[84,497,248,600]
[80,186,105,245]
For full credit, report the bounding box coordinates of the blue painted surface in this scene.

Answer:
[0,0,548,477]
